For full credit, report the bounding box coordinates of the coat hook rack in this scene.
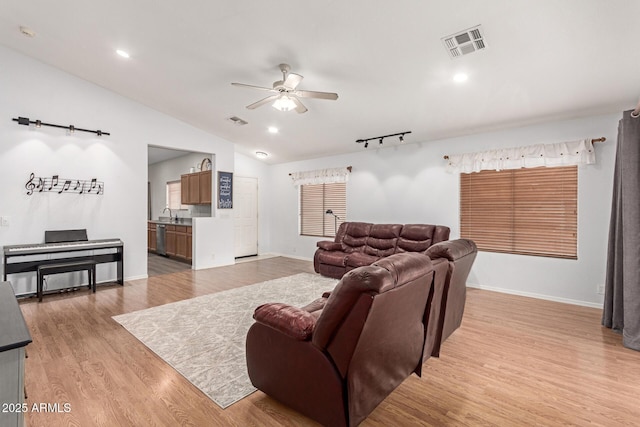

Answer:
[12,117,110,136]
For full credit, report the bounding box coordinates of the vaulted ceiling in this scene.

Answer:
[1,1,639,164]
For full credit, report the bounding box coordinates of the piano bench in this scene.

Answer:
[37,260,97,302]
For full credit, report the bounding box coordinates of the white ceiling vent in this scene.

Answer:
[227,116,248,126]
[442,25,486,59]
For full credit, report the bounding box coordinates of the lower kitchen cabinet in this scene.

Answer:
[164,224,191,261]
[148,222,157,251]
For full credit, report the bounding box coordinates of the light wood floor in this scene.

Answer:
[19,257,640,426]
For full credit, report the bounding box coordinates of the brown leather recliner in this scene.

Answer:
[246,252,436,427]
[314,222,450,279]
[423,239,478,358]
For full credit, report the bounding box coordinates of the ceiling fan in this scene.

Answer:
[231,63,338,113]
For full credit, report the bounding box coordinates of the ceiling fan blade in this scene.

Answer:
[246,95,279,110]
[231,82,278,93]
[283,73,303,90]
[292,97,308,114]
[292,89,338,100]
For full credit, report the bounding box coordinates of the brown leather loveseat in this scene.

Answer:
[314,222,450,279]
[246,252,437,427]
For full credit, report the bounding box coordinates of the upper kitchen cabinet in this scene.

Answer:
[181,170,211,205]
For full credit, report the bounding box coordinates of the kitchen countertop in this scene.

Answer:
[148,217,193,226]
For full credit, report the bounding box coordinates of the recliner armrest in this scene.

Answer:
[317,241,342,250]
[253,303,317,341]
[425,239,477,261]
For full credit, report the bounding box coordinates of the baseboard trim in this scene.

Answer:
[467,283,603,309]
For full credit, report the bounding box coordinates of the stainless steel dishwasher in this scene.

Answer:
[156,223,167,255]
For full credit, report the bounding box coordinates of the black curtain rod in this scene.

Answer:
[12,117,110,136]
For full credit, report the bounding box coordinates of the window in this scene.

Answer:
[166,180,184,210]
[460,165,577,259]
[300,182,346,237]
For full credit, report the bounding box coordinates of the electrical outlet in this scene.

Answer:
[597,283,605,295]
[1,216,9,227]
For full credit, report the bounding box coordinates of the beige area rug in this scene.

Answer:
[112,273,337,408]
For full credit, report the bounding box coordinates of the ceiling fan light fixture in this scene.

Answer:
[272,95,297,112]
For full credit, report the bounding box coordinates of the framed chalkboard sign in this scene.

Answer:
[217,171,233,209]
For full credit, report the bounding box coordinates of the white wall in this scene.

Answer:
[263,113,619,307]
[0,46,235,295]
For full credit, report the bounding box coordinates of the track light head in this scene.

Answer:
[364,142,369,148]
[379,138,383,145]
[18,117,30,126]
[399,135,404,143]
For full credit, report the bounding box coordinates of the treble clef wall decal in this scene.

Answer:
[25,172,36,195]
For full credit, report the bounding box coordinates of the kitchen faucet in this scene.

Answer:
[162,207,173,220]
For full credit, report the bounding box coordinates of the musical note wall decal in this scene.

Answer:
[25,173,104,195]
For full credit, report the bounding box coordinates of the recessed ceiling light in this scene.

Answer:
[255,151,268,158]
[453,73,468,83]
[268,126,278,134]
[116,49,130,59]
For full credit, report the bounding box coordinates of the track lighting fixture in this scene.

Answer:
[12,117,110,136]
[356,131,412,148]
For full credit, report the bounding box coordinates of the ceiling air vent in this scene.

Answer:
[442,25,486,59]
[227,116,248,126]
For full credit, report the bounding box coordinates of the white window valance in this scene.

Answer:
[290,166,351,186]
[446,139,596,173]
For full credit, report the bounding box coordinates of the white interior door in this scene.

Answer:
[234,176,258,258]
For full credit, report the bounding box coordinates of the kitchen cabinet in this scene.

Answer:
[180,175,190,205]
[199,170,212,203]
[180,170,212,205]
[147,222,157,251]
[164,224,191,261]
[166,225,177,256]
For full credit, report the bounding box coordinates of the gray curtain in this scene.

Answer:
[603,110,640,350]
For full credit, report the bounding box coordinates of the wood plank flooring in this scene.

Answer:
[18,257,640,426]
[147,252,192,277]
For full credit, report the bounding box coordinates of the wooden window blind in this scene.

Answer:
[300,182,346,237]
[460,166,577,259]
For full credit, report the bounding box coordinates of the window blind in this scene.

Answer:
[300,182,346,237]
[460,166,577,259]
[166,180,182,210]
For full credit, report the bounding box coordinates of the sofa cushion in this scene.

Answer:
[346,252,380,268]
[395,224,436,254]
[341,222,372,253]
[364,224,402,257]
